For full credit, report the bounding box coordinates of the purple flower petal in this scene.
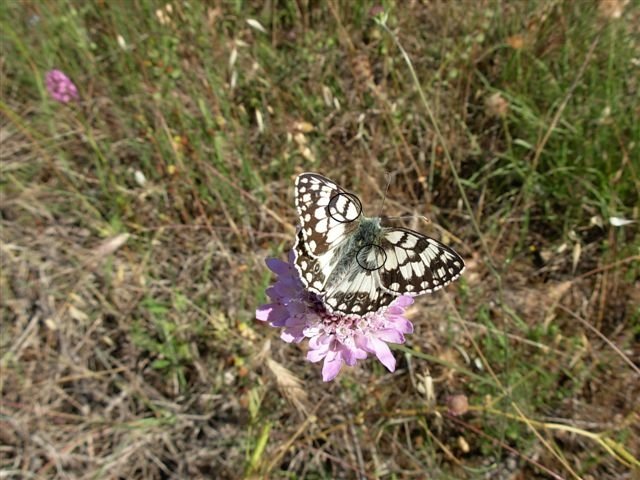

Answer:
[307,346,328,363]
[385,317,414,334]
[376,328,405,344]
[266,257,291,275]
[354,347,368,360]
[322,350,344,381]
[281,327,305,343]
[308,332,330,349]
[368,337,396,372]
[266,281,300,301]
[256,304,288,325]
[394,296,415,307]
[341,346,358,366]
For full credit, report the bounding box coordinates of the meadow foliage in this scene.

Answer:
[1,1,638,478]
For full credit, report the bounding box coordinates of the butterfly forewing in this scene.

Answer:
[295,173,362,257]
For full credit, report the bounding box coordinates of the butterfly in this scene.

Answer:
[293,172,465,315]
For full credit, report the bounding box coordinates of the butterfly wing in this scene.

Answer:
[295,173,362,257]
[293,230,397,314]
[321,253,398,314]
[293,229,338,294]
[378,227,465,295]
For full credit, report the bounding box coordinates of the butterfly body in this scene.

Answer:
[322,215,382,283]
[293,173,465,316]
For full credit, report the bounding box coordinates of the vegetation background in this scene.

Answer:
[1,0,639,478]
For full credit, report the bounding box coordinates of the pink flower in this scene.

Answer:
[45,69,79,103]
[256,252,414,381]
[369,5,385,17]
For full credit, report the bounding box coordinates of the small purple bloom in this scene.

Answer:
[45,69,79,103]
[369,5,385,17]
[256,252,414,381]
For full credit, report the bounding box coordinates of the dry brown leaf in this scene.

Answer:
[598,0,629,19]
[506,34,525,50]
[351,53,374,91]
[457,435,470,453]
[572,241,582,274]
[68,305,89,322]
[543,280,574,326]
[293,132,307,146]
[292,121,314,133]
[486,92,509,118]
[91,233,130,260]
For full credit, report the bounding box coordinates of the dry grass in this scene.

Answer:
[1,1,639,479]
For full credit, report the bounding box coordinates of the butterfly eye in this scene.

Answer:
[313,263,321,273]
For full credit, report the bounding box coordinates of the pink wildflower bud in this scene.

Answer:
[45,69,79,103]
[447,394,469,416]
[369,5,385,17]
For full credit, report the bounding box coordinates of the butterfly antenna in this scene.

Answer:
[378,173,431,226]
[378,171,392,217]
[385,214,432,227]
[388,214,431,223]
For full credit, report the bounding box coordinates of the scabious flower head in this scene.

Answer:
[256,252,414,381]
[45,69,79,103]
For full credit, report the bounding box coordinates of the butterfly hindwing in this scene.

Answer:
[295,173,362,257]
[322,260,397,314]
[293,230,330,294]
[294,230,396,314]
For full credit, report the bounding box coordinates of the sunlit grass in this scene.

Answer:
[1,0,638,478]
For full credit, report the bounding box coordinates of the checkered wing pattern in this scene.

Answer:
[292,173,465,316]
[294,230,398,314]
[378,228,465,295]
[295,173,362,257]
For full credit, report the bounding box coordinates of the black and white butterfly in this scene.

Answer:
[293,172,465,315]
